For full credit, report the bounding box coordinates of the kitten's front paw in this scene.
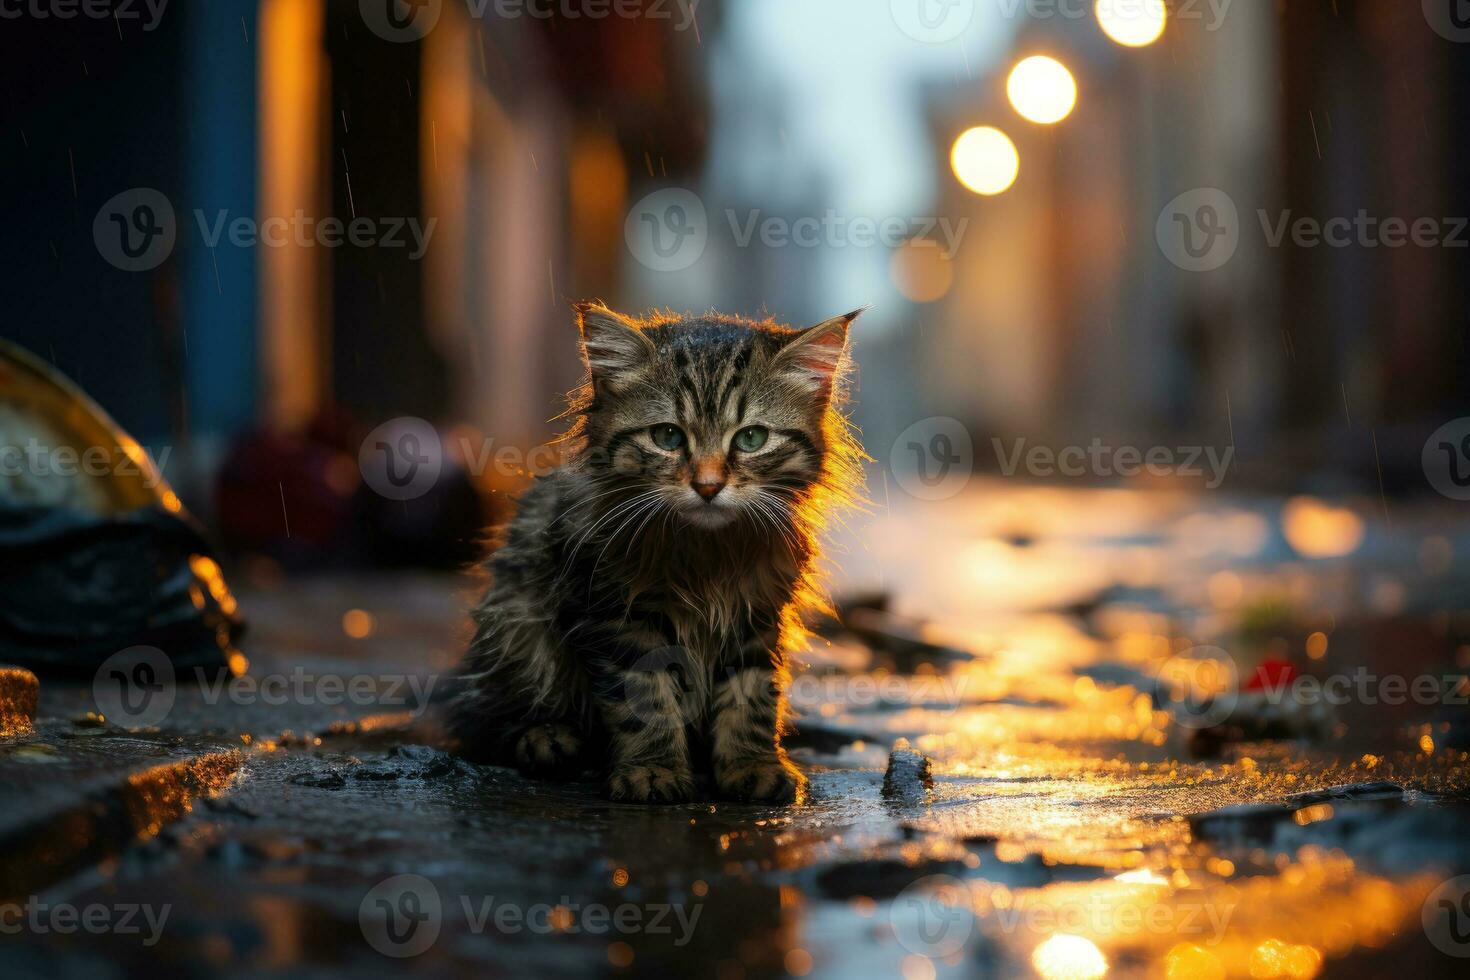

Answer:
[607,764,695,804]
[716,758,807,804]
[514,723,585,780]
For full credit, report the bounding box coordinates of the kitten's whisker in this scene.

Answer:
[555,489,665,586]
[589,496,664,583]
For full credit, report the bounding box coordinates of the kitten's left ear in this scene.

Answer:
[575,301,656,393]
[774,308,863,397]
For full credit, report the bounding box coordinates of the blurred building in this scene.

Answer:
[2,0,1467,530]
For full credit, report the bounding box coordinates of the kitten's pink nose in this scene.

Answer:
[693,477,726,502]
[692,457,727,502]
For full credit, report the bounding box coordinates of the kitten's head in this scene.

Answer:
[567,303,864,533]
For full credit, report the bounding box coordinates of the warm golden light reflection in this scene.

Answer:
[1095,0,1166,47]
[890,240,955,303]
[342,609,376,639]
[951,126,1020,196]
[1281,497,1365,558]
[1114,868,1169,886]
[1305,631,1328,660]
[1032,934,1108,980]
[1165,942,1225,980]
[1007,56,1078,124]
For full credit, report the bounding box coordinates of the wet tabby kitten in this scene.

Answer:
[447,302,863,804]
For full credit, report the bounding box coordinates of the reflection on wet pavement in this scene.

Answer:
[4,484,1470,977]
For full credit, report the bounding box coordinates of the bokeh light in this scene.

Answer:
[890,240,955,302]
[1096,0,1167,47]
[1007,56,1078,124]
[1032,934,1109,980]
[950,126,1020,196]
[1281,497,1365,559]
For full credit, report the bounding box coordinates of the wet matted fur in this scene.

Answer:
[447,302,865,803]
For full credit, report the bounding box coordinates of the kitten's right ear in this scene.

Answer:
[574,302,655,391]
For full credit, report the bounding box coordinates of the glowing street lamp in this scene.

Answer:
[951,126,1020,196]
[1096,0,1166,47]
[1007,55,1077,125]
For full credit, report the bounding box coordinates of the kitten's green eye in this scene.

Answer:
[733,426,769,453]
[649,424,686,451]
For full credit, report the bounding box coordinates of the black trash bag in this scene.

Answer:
[0,339,244,675]
[0,504,244,675]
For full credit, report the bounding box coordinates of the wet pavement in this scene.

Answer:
[5,483,1470,979]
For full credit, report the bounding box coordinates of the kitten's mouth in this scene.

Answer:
[679,504,737,530]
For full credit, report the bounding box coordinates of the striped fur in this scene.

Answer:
[447,303,865,803]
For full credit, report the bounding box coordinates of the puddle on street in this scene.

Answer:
[8,485,1470,978]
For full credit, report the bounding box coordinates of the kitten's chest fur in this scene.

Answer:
[619,531,803,662]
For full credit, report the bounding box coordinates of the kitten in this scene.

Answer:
[447,302,863,804]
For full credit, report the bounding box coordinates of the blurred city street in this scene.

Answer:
[4,2,1470,977]
[7,483,1470,978]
